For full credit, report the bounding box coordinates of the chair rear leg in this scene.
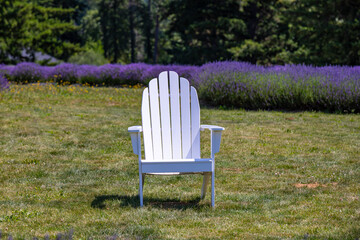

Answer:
[201,173,211,199]
[142,174,146,188]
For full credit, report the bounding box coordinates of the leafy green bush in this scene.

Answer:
[68,50,109,66]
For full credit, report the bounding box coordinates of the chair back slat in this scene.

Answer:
[169,71,182,159]
[141,88,154,160]
[159,72,172,159]
[191,87,201,158]
[180,77,192,158]
[142,71,200,160]
[149,78,163,159]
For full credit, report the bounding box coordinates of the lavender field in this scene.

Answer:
[1,62,359,112]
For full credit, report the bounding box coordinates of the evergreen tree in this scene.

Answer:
[0,0,31,63]
[164,0,246,65]
[287,0,360,65]
[230,0,296,65]
[0,0,82,63]
[28,2,82,61]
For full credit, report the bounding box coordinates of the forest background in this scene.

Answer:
[1,0,360,66]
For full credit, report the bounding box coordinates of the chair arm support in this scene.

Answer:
[128,126,142,155]
[200,125,225,131]
[128,126,143,133]
[200,125,225,155]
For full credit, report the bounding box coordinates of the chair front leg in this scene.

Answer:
[139,171,144,207]
[211,171,215,208]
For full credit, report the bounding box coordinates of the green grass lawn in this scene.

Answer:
[0,83,359,239]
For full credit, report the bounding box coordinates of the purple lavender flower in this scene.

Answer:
[195,61,360,112]
[51,63,80,84]
[10,62,44,83]
[1,61,359,112]
[0,73,9,90]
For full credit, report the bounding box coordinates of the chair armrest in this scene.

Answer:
[128,126,142,155]
[128,126,143,133]
[200,125,225,155]
[200,125,225,131]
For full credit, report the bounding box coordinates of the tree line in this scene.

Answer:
[1,0,359,66]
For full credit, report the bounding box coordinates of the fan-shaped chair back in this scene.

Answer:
[141,71,200,160]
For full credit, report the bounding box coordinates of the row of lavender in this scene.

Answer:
[197,62,360,112]
[1,62,359,112]
[0,62,197,86]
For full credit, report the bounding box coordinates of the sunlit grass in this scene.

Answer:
[0,83,359,239]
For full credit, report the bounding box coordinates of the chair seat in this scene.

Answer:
[145,172,207,175]
[141,158,212,174]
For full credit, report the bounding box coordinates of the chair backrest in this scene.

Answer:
[141,71,200,160]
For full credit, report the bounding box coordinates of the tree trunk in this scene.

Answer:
[100,0,109,58]
[145,0,152,62]
[247,2,258,40]
[129,0,136,63]
[153,14,159,64]
[112,0,119,63]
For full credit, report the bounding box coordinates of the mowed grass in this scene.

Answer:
[0,83,359,239]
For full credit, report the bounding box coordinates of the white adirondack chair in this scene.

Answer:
[128,71,224,208]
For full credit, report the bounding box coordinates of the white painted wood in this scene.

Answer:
[146,172,181,175]
[201,173,211,199]
[169,71,182,159]
[137,133,142,165]
[142,159,211,163]
[149,78,163,160]
[180,77,191,158]
[200,125,225,131]
[139,170,143,206]
[131,71,225,208]
[159,72,172,159]
[211,131,223,155]
[141,88,153,160]
[128,126,142,132]
[128,126,142,155]
[141,159,212,173]
[211,171,215,207]
[191,87,200,158]
[142,173,145,188]
[200,125,225,156]
[138,132,144,206]
[130,132,140,155]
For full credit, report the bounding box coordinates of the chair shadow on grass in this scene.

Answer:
[91,195,204,210]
